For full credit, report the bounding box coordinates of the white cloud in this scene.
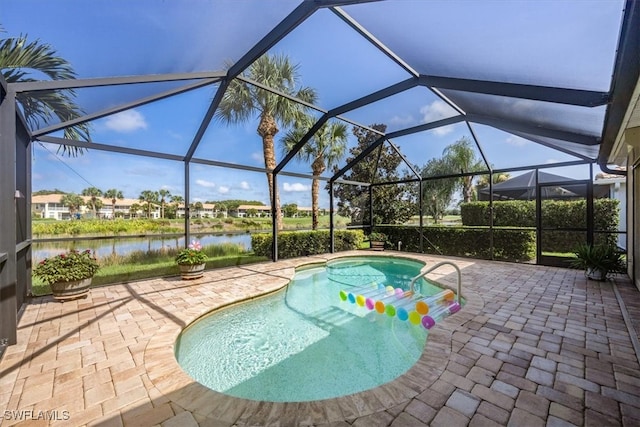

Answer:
[505,136,529,146]
[420,100,455,123]
[283,182,310,192]
[239,181,250,190]
[105,110,148,133]
[195,179,216,188]
[545,158,560,164]
[252,152,264,163]
[218,186,230,194]
[420,101,457,136]
[433,125,454,137]
[389,114,415,127]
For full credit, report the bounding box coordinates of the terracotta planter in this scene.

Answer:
[370,241,385,251]
[179,263,205,280]
[51,277,92,301]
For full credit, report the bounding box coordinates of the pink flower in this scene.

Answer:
[188,240,202,251]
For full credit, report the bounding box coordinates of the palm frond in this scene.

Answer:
[0,35,76,81]
[2,33,91,156]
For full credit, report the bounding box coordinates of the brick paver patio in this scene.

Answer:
[0,251,638,426]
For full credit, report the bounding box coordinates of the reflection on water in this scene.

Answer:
[33,233,252,263]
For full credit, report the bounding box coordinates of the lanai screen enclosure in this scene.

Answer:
[1,0,638,351]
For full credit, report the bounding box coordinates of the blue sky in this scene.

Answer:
[4,0,624,207]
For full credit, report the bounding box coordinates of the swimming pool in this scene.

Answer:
[175,256,454,402]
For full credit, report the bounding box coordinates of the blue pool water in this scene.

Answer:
[175,256,446,402]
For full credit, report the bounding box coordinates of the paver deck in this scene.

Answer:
[1,251,639,426]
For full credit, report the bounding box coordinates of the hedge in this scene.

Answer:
[252,230,364,259]
[374,225,536,262]
[460,199,620,251]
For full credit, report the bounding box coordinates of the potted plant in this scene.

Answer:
[368,232,388,251]
[34,249,100,301]
[176,240,208,280]
[569,243,625,281]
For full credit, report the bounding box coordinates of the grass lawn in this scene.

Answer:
[404,215,462,226]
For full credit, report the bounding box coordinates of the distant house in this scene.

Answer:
[175,203,224,218]
[228,205,325,218]
[32,194,71,220]
[32,194,160,219]
[231,205,274,218]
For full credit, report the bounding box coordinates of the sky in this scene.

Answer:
[3,0,625,208]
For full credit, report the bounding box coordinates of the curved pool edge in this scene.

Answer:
[143,251,485,426]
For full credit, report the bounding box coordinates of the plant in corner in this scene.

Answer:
[34,249,100,301]
[368,231,388,251]
[175,240,208,280]
[568,243,625,281]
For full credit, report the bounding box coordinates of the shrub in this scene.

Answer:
[374,225,535,262]
[460,199,620,252]
[251,230,364,259]
[34,249,100,284]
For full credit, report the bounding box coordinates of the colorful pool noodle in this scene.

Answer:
[421,302,461,329]
[365,287,402,309]
[374,289,412,315]
[387,294,424,320]
[415,289,456,315]
[355,286,395,307]
[396,291,448,325]
[339,282,382,303]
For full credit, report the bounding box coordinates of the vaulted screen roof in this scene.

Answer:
[4,0,638,185]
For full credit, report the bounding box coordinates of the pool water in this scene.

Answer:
[175,256,446,402]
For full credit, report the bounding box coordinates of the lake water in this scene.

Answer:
[33,233,253,263]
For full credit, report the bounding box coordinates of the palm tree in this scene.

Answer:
[157,189,171,219]
[81,187,103,218]
[282,117,348,230]
[129,203,142,218]
[171,195,184,218]
[192,201,204,218]
[60,193,84,219]
[421,158,457,223]
[103,188,124,219]
[0,29,90,155]
[139,190,158,218]
[443,137,485,203]
[215,201,227,218]
[216,53,317,230]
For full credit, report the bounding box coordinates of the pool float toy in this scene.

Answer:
[421,302,461,329]
[355,285,395,307]
[372,288,410,314]
[415,289,455,315]
[338,285,461,328]
[339,282,384,303]
[389,294,424,321]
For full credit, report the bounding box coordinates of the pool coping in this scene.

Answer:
[143,252,484,426]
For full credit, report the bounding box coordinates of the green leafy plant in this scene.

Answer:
[368,232,388,242]
[33,249,99,284]
[373,225,536,262]
[568,244,625,280]
[175,240,208,265]
[251,230,364,259]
